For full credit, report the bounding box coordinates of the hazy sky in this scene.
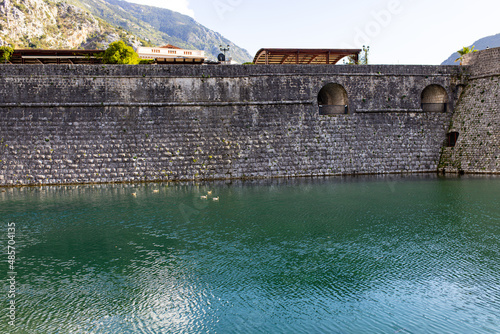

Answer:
[126,0,500,64]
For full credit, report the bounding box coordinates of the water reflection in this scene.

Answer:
[1,175,499,333]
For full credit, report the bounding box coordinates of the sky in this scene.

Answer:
[126,0,500,65]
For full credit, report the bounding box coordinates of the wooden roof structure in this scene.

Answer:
[9,49,103,64]
[160,44,182,49]
[253,48,361,65]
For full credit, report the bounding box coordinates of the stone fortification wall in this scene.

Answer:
[0,64,461,186]
[440,48,500,173]
[463,47,500,78]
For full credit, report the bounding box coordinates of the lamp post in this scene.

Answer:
[219,44,230,56]
[218,45,230,63]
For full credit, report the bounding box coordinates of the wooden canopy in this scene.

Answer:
[253,48,361,65]
[9,49,103,64]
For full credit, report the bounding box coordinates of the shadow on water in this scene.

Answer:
[1,174,499,333]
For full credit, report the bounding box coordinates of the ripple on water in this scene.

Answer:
[2,177,500,333]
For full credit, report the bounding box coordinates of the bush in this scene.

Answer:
[0,46,14,63]
[102,41,140,64]
[12,1,28,13]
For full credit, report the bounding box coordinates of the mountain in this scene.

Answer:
[442,33,500,65]
[0,0,147,49]
[71,0,252,63]
[0,0,252,63]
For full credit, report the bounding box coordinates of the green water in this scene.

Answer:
[1,175,499,333]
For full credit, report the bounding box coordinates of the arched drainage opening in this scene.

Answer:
[318,83,349,115]
[447,132,459,147]
[421,84,448,112]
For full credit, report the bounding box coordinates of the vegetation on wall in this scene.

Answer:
[455,46,478,65]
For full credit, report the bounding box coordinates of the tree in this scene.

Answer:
[0,46,14,63]
[102,41,140,64]
[455,46,477,65]
[344,45,370,65]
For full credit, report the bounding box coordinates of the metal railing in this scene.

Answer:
[421,103,447,112]
[319,105,349,115]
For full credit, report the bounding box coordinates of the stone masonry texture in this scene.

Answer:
[440,48,500,173]
[0,61,472,186]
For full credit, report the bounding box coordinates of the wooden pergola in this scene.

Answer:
[9,49,103,64]
[253,48,361,65]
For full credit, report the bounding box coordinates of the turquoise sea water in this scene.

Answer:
[1,175,500,333]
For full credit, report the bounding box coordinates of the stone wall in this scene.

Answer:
[440,48,500,173]
[463,47,500,78]
[0,64,463,186]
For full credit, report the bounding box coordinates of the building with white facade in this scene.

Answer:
[137,44,207,64]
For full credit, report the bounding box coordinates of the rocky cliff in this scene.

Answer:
[0,0,252,63]
[0,0,146,49]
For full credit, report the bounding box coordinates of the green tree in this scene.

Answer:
[0,46,14,63]
[102,41,140,64]
[344,45,369,65]
[455,45,477,65]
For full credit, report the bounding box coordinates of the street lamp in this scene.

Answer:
[218,45,230,62]
[219,44,230,55]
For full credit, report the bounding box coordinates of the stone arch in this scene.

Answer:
[421,84,448,112]
[318,83,349,115]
